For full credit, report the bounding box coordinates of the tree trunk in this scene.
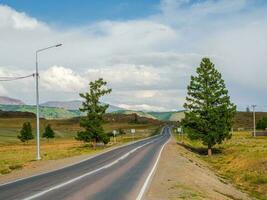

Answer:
[208,145,212,156]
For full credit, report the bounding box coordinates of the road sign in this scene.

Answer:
[112,130,117,143]
[130,129,136,134]
[177,127,182,133]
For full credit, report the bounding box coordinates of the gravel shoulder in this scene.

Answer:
[145,135,252,200]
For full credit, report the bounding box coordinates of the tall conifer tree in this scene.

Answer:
[182,58,236,156]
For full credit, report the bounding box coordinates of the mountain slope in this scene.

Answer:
[41,100,124,113]
[114,110,157,119]
[0,96,24,105]
[0,105,82,119]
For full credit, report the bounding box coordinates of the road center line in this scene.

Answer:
[22,136,161,200]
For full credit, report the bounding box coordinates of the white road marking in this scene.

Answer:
[0,132,162,187]
[22,136,161,200]
[136,127,171,200]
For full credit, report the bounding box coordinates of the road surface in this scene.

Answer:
[0,127,170,200]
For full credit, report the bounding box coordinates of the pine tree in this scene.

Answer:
[76,78,112,149]
[42,124,55,141]
[17,122,34,143]
[182,58,236,156]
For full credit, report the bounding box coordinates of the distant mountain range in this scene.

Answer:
[0,96,184,121]
[41,100,124,113]
[0,96,25,105]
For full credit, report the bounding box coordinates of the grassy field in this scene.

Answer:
[0,117,160,175]
[176,131,267,200]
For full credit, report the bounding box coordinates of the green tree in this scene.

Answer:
[118,128,126,135]
[17,122,34,143]
[102,134,110,145]
[42,124,55,141]
[256,117,267,130]
[76,78,112,149]
[182,58,236,156]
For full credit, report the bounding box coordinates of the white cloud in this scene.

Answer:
[0,5,44,30]
[0,85,8,96]
[0,1,267,110]
[41,66,86,92]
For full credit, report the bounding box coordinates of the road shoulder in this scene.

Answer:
[145,135,251,200]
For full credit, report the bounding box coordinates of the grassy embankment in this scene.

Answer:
[176,131,267,200]
[0,117,160,175]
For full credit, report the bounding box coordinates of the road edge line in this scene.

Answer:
[0,127,164,187]
[136,127,171,200]
[22,136,161,200]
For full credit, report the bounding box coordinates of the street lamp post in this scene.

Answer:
[35,44,62,160]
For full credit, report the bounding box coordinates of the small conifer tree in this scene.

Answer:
[18,122,34,143]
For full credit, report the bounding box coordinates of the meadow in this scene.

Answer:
[0,117,160,175]
[176,131,267,200]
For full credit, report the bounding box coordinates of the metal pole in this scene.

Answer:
[35,43,62,161]
[36,52,41,160]
[252,105,256,137]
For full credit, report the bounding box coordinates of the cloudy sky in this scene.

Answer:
[0,0,267,111]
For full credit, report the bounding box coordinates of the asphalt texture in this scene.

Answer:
[0,127,170,200]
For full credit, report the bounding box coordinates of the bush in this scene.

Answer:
[118,128,126,135]
[256,117,267,130]
[102,134,110,145]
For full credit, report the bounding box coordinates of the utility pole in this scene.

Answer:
[35,44,62,160]
[252,105,256,137]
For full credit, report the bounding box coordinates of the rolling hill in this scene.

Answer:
[41,100,124,113]
[0,104,81,119]
[114,110,157,119]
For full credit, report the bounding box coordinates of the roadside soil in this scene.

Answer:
[145,135,252,200]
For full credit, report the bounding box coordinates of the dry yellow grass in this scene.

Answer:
[176,131,267,200]
[0,117,159,175]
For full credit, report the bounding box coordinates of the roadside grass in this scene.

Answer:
[176,131,267,200]
[0,118,159,175]
[175,183,206,199]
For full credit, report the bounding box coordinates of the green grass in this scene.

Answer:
[0,117,160,175]
[176,131,267,200]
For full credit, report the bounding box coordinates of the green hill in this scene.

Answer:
[114,110,157,119]
[0,104,186,122]
[0,104,82,119]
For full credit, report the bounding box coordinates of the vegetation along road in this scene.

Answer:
[0,127,170,200]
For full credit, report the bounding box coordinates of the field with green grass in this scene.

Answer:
[0,117,160,175]
[176,131,267,200]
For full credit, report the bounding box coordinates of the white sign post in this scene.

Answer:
[131,129,136,141]
[112,130,117,143]
[177,127,182,140]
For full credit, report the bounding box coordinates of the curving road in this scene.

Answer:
[0,127,171,200]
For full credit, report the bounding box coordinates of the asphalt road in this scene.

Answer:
[0,127,170,200]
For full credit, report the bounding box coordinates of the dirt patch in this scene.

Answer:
[145,135,252,200]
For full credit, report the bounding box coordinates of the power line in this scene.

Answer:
[0,74,35,81]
